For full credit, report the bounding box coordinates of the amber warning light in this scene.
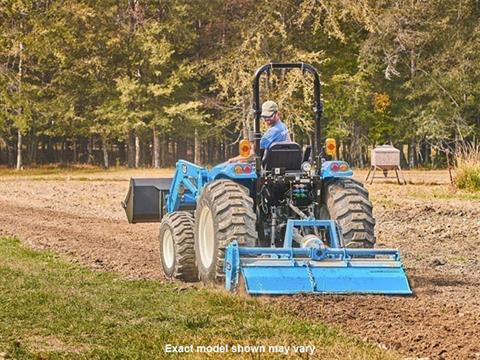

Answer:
[325,138,336,158]
[239,139,251,157]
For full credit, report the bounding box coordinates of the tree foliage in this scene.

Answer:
[0,0,478,167]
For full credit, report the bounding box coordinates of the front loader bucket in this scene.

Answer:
[224,220,412,295]
[122,177,171,223]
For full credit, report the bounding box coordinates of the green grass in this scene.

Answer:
[0,237,395,359]
[454,143,480,192]
[455,166,480,192]
[370,186,480,203]
[407,187,480,201]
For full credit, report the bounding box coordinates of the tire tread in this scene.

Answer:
[324,178,376,248]
[195,180,257,283]
[159,211,198,281]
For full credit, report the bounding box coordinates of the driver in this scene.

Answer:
[259,100,290,149]
[228,100,290,163]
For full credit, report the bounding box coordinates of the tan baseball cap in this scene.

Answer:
[261,100,278,117]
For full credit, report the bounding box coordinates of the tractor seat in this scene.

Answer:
[263,142,303,171]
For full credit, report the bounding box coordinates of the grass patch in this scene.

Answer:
[0,237,395,359]
[454,143,480,192]
[407,187,480,201]
[455,167,480,191]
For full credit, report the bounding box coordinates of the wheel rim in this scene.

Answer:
[198,206,215,268]
[162,228,175,269]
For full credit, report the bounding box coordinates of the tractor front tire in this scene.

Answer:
[159,211,198,282]
[195,180,257,284]
[322,178,376,248]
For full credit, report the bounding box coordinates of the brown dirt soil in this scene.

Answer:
[0,178,163,279]
[1,169,479,359]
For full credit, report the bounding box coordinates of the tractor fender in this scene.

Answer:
[207,162,257,182]
[320,160,353,180]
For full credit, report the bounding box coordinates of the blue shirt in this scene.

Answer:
[260,121,290,149]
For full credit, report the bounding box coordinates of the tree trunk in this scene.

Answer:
[454,131,461,158]
[0,136,10,166]
[0,136,5,164]
[153,126,160,168]
[87,136,94,165]
[135,132,140,168]
[60,138,66,165]
[8,139,15,167]
[177,138,187,161]
[167,140,175,166]
[82,138,89,163]
[141,132,148,167]
[102,137,109,169]
[350,124,363,167]
[223,141,228,161]
[118,140,126,166]
[127,130,136,168]
[29,134,37,165]
[73,140,78,163]
[362,145,368,167]
[46,137,55,164]
[160,136,167,167]
[27,126,36,165]
[173,140,177,164]
[16,130,22,170]
[207,138,213,164]
[15,41,24,170]
[408,139,417,169]
[194,129,201,164]
[420,140,431,165]
[214,138,221,163]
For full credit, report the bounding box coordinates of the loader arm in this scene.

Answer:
[166,160,208,213]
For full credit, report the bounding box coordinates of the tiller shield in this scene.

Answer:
[224,220,412,295]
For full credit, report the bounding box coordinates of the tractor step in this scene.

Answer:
[224,220,412,295]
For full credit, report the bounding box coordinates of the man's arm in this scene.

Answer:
[260,127,278,150]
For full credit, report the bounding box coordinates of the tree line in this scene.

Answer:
[1,0,479,169]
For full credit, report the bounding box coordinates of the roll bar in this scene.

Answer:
[252,62,323,169]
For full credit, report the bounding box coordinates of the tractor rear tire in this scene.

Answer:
[194,180,257,284]
[322,178,375,248]
[159,211,198,282]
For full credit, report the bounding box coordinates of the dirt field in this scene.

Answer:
[1,169,479,359]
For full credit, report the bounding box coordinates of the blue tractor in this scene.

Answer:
[123,63,411,295]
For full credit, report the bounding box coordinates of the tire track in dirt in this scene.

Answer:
[0,200,163,280]
[278,283,480,359]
